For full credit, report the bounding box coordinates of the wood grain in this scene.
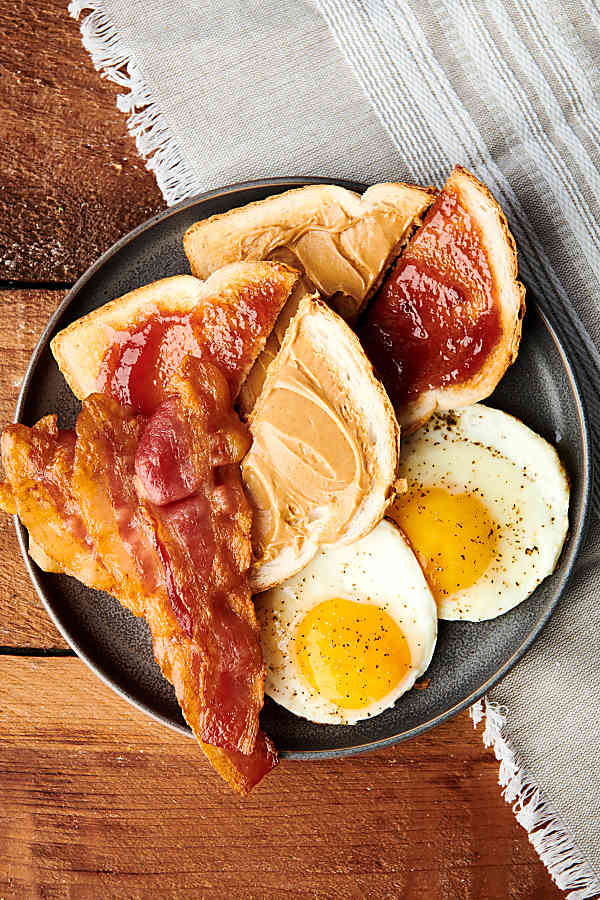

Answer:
[0,657,562,900]
[0,1,164,283]
[0,289,68,648]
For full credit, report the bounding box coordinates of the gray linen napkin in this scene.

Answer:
[70,1,600,893]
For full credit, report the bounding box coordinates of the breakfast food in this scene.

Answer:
[183,182,436,321]
[0,166,572,794]
[184,182,435,416]
[51,262,298,414]
[1,357,277,793]
[360,166,525,433]
[388,405,570,621]
[1,415,116,592]
[257,520,437,724]
[242,295,400,592]
[237,283,310,417]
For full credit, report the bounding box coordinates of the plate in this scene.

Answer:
[15,178,591,758]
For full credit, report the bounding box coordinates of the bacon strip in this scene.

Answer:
[0,480,16,514]
[135,361,264,754]
[1,416,113,593]
[1,359,277,794]
[74,397,161,617]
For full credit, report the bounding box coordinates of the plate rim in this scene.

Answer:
[14,177,592,760]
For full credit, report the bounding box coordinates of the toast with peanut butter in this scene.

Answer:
[242,295,401,592]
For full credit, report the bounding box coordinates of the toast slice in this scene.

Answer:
[360,166,525,433]
[51,262,298,409]
[242,295,401,592]
[184,182,435,323]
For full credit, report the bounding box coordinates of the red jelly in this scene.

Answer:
[98,313,202,416]
[97,277,291,416]
[360,187,502,408]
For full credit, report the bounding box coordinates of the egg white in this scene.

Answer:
[255,520,437,725]
[398,405,570,621]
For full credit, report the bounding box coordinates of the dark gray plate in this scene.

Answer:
[15,178,590,759]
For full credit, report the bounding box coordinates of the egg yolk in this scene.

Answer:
[295,597,412,710]
[389,486,498,605]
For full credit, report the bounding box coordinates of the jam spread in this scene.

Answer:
[360,187,502,407]
[96,277,293,416]
[97,312,203,416]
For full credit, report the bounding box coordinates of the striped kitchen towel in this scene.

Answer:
[71,1,600,894]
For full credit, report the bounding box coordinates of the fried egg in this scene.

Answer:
[388,405,570,621]
[255,520,437,725]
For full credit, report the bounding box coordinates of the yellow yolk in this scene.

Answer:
[389,486,498,605]
[294,597,412,710]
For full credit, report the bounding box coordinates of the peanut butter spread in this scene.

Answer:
[237,206,411,416]
[242,311,370,570]
[184,182,436,323]
[263,207,411,320]
[237,282,307,418]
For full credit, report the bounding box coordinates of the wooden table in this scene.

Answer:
[0,4,563,897]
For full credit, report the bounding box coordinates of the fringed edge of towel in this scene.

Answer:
[68,0,200,206]
[471,699,600,899]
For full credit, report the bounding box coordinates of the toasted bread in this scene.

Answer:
[361,166,525,433]
[51,262,298,405]
[183,182,435,323]
[242,295,400,592]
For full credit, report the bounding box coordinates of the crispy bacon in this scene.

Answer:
[146,599,277,795]
[1,416,114,592]
[135,361,263,754]
[0,480,16,514]
[73,396,161,616]
[134,399,200,507]
[1,358,277,794]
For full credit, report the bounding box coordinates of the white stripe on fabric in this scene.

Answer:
[580,0,600,30]
[317,1,444,185]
